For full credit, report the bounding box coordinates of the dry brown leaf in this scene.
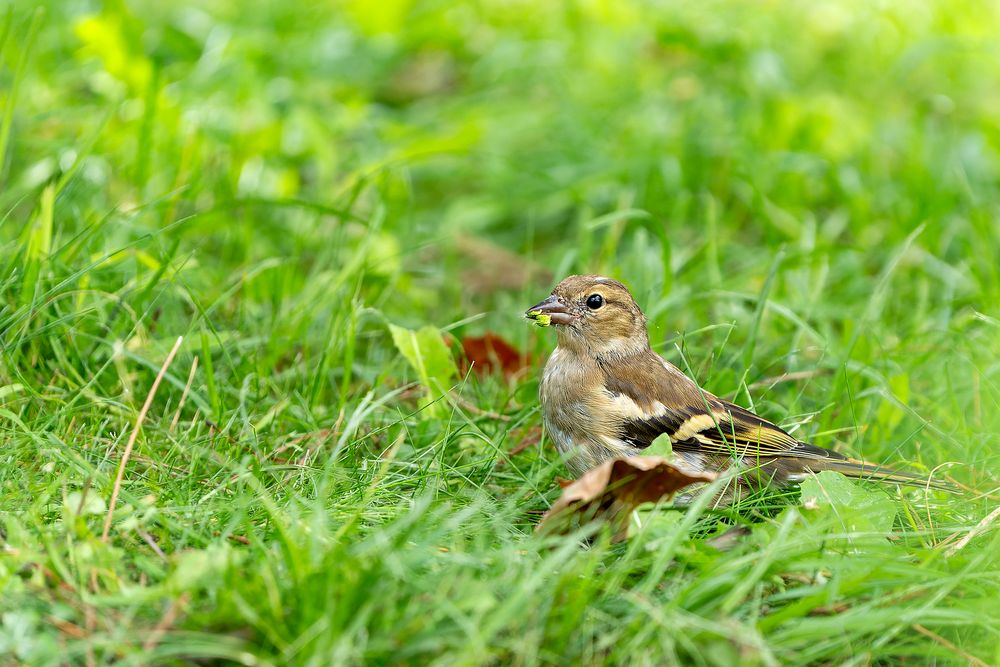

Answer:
[537,456,717,541]
[459,332,532,380]
[382,51,457,104]
[456,235,552,294]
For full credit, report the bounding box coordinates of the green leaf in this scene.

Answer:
[64,491,106,519]
[751,472,899,573]
[169,544,234,592]
[799,471,897,536]
[389,323,457,417]
[644,432,673,458]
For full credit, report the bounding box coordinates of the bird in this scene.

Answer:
[525,274,948,503]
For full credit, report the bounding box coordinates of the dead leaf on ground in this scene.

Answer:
[459,332,532,380]
[381,50,457,104]
[537,456,717,542]
[456,235,552,294]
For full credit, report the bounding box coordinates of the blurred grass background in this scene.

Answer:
[2,0,999,664]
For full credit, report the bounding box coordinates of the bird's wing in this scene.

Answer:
[596,350,954,491]
[599,351,839,461]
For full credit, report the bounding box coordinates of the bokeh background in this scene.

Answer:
[9,1,1000,346]
[2,1,999,664]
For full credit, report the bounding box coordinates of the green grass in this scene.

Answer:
[2,0,999,664]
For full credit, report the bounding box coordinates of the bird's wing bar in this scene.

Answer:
[615,407,703,449]
[600,352,837,460]
[617,401,834,460]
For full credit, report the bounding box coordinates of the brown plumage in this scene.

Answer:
[526,274,949,503]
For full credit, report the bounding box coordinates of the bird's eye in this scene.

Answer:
[586,294,604,310]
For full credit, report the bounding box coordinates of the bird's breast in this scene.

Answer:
[539,348,620,475]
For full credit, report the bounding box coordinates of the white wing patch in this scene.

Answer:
[602,391,666,420]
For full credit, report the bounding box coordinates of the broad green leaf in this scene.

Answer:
[64,491,106,519]
[169,544,234,592]
[389,323,457,416]
[799,471,897,536]
[644,432,673,458]
[751,472,898,573]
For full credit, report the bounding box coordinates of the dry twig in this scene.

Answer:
[912,623,990,667]
[945,505,1000,557]
[143,593,191,652]
[101,336,184,542]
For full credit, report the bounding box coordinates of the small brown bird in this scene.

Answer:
[526,274,944,502]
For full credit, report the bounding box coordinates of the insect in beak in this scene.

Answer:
[524,295,576,327]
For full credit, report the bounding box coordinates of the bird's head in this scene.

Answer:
[525,275,649,358]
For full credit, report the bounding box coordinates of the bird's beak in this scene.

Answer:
[525,295,576,327]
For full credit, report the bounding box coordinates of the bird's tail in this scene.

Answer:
[804,457,956,492]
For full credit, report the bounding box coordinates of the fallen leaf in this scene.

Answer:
[459,332,531,380]
[381,50,457,105]
[456,235,552,294]
[537,456,717,542]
